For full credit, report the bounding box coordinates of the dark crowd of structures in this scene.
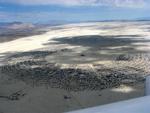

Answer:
[0,51,145,92]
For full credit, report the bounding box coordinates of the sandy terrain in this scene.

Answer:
[0,73,144,113]
[0,21,150,113]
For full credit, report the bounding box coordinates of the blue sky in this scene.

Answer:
[0,0,150,23]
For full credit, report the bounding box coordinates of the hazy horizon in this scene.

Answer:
[0,0,150,23]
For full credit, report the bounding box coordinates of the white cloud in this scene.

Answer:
[0,0,146,8]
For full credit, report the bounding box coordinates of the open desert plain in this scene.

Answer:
[0,21,150,113]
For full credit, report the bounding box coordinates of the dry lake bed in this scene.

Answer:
[0,21,150,113]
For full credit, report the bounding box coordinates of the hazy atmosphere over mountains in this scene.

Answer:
[0,0,150,23]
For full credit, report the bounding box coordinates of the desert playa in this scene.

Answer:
[0,21,150,113]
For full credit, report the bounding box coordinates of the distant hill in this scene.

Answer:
[0,22,48,43]
[136,17,150,21]
[0,22,35,30]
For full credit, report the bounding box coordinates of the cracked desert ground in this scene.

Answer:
[1,21,150,113]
